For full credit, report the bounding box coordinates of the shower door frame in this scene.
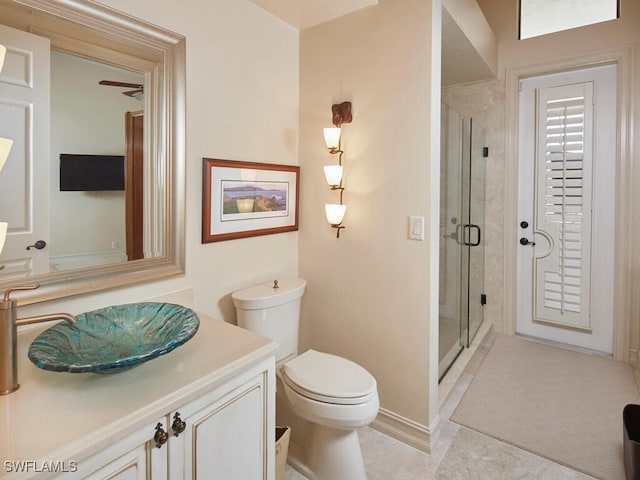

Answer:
[439,108,487,382]
[464,118,487,349]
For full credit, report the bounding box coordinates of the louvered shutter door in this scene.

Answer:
[533,82,593,331]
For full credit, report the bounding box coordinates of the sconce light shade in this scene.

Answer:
[0,137,12,172]
[323,165,343,187]
[0,44,5,73]
[323,127,341,150]
[325,204,346,226]
[0,222,7,255]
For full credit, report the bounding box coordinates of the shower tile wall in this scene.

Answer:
[442,80,506,330]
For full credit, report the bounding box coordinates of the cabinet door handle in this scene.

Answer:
[154,423,169,448]
[172,412,186,437]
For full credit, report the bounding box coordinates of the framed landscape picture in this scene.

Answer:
[202,158,300,242]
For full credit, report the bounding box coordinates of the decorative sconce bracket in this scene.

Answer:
[331,224,346,238]
[330,185,345,204]
[331,102,352,127]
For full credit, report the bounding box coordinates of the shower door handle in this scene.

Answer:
[458,224,481,247]
[467,224,481,247]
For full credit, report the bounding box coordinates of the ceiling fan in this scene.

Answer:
[98,80,144,99]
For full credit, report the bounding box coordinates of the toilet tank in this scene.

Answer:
[231,278,306,362]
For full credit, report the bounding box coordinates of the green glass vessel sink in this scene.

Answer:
[28,302,200,374]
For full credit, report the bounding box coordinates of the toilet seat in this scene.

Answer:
[282,349,377,405]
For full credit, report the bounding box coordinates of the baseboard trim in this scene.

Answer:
[370,408,439,453]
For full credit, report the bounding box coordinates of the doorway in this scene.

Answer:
[125,110,144,261]
[439,103,487,381]
[516,64,617,354]
[504,50,632,362]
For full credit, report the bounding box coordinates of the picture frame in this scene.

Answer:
[202,158,300,243]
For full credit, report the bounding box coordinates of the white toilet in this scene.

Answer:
[232,278,379,480]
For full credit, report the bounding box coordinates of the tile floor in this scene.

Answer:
[285,332,597,480]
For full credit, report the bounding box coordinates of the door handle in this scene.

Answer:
[454,225,483,247]
[519,237,535,246]
[468,224,481,247]
[26,240,47,250]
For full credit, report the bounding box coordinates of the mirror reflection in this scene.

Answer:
[51,52,146,272]
[0,2,155,277]
[0,0,185,303]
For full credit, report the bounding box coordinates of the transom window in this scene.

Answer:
[519,0,620,40]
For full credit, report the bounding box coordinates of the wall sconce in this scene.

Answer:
[323,101,352,238]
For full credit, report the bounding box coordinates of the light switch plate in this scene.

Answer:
[409,216,424,241]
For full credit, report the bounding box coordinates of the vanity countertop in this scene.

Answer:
[0,313,277,478]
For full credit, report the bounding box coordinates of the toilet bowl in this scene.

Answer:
[231,279,379,480]
[281,349,379,428]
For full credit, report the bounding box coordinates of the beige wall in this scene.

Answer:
[442,0,497,76]
[19,0,300,324]
[479,0,640,72]
[298,0,441,439]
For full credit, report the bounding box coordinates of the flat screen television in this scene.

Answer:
[59,154,125,191]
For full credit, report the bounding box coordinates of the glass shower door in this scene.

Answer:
[439,105,486,381]
[466,119,486,346]
[439,104,465,380]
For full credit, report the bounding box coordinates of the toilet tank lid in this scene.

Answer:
[231,278,307,310]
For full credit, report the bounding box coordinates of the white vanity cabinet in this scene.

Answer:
[62,418,168,480]
[2,316,277,480]
[168,367,270,478]
[51,359,273,480]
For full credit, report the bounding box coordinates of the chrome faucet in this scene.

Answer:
[0,284,76,395]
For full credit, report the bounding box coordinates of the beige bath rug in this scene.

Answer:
[451,335,640,480]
